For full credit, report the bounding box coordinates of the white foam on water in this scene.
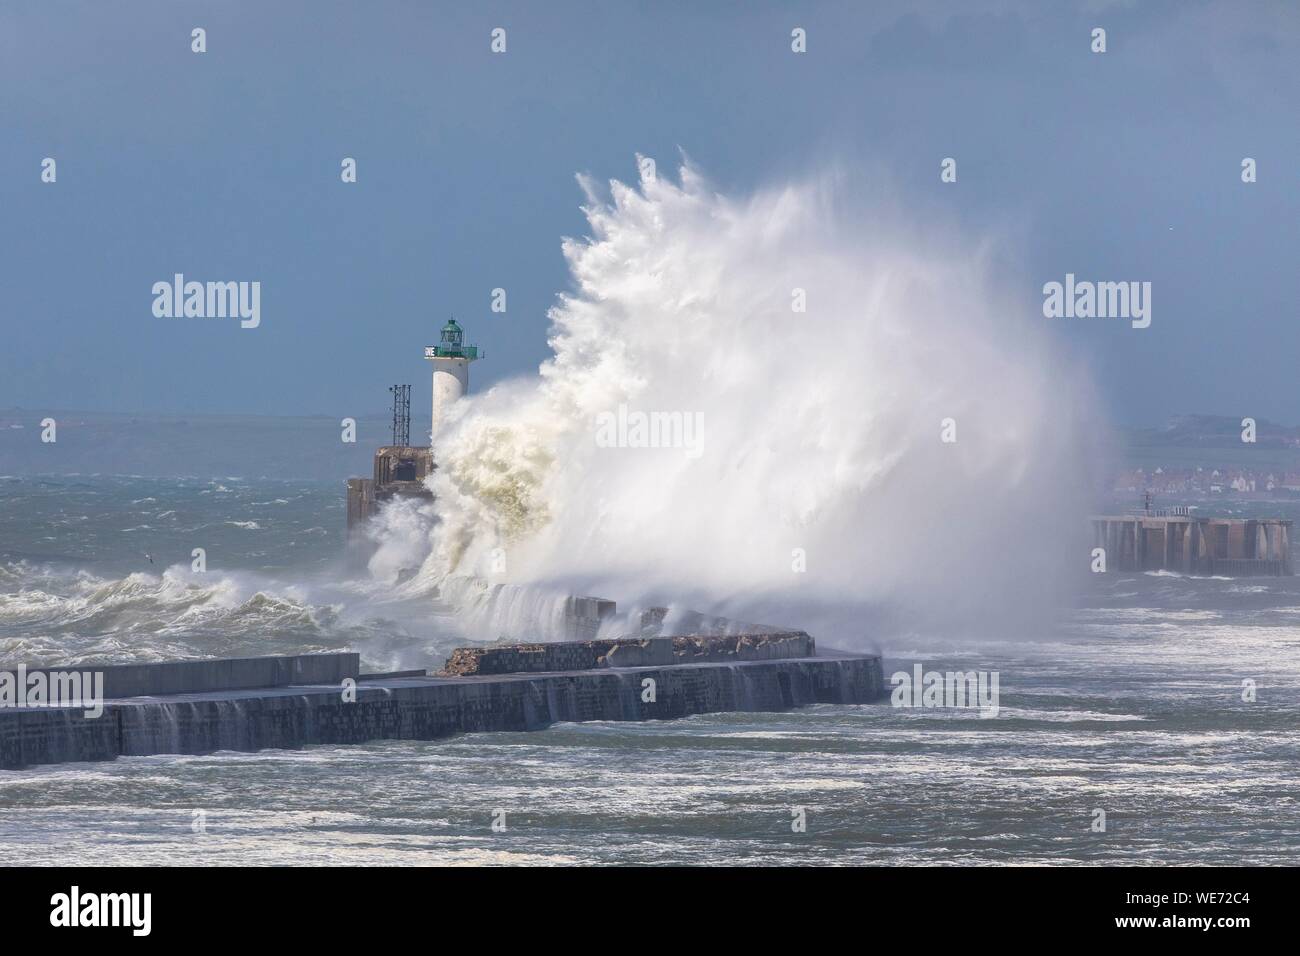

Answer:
[383,159,1100,636]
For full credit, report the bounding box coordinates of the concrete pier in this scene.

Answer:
[0,645,884,771]
[1091,514,1293,575]
[24,652,359,699]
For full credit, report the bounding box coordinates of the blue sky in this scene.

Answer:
[2,0,1297,425]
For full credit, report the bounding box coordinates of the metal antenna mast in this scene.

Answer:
[389,384,411,446]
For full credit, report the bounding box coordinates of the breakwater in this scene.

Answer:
[1091,513,1294,576]
[0,645,884,770]
[25,652,360,699]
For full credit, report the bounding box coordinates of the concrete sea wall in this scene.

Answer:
[23,653,359,699]
[0,652,883,770]
[0,707,120,769]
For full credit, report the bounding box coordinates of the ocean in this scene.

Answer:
[2,471,1298,865]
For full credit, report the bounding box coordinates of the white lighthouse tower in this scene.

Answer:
[423,318,482,440]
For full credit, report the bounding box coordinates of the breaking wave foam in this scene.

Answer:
[0,559,460,670]
[378,158,1102,635]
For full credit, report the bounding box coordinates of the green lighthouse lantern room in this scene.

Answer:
[429,318,481,359]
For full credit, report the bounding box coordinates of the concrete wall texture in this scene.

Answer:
[0,654,883,770]
[22,653,360,700]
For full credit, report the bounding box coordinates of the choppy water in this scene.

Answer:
[0,474,463,670]
[2,476,1299,864]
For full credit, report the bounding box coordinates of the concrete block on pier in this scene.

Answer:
[560,596,617,640]
[603,638,675,668]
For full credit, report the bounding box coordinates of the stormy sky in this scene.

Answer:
[2,0,1296,426]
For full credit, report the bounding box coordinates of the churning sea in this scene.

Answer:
[1,465,1298,865]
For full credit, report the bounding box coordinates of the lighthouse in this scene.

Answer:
[423,318,482,440]
[346,317,484,535]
